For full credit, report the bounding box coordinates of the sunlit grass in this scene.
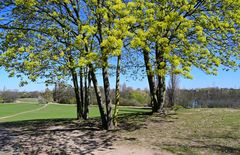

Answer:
[0,103,150,122]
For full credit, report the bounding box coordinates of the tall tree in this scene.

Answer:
[129,0,240,113]
[87,0,136,129]
[0,0,93,120]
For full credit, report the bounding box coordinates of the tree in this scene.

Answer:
[42,88,53,103]
[0,0,135,130]
[129,0,240,113]
[167,65,180,107]
[86,0,137,129]
[0,0,100,121]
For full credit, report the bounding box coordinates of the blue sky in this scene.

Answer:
[0,67,239,92]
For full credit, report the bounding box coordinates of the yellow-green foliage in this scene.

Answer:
[0,0,239,82]
[130,0,240,78]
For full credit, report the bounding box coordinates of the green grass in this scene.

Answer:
[118,108,240,155]
[0,103,44,118]
[0,103,150,122]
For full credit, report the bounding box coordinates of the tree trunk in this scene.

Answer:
[83,67,90,119]
[156,48,166,113]
[143,50,159,113]
[70,68,82,119]
[53,82,57,102]
[79,67,84,117]
[89,64,107,129]
[168,68,175,107]
[157,75,166,112]
[102,57,113,130]
[113,55,121,126]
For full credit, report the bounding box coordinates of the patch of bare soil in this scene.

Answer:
[93,145,173,155]
[0,115,171,155]
[0,119,117,154]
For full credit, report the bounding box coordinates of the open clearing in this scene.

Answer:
[0,103,240,154]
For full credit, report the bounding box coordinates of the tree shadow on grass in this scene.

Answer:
[160,132,240,155]
[117,112,152,131]
[161,143,240,155]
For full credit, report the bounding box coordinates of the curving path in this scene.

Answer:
[0,104,48,121]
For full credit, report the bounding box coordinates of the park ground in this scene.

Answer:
[0,100,240,155]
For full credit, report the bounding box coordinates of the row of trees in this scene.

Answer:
[0,89,41,103]
[52,83,151,106]
[176,88,240,108]
[2,85,240,108]
[0,0,239,129]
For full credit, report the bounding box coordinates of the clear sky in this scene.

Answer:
[0,66,240,92]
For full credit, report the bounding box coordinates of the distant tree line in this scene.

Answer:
[52,83,151,107]
[0,83,151,107]
[1,85,240,108]
[0,90,41,103]
[173,88,240,108]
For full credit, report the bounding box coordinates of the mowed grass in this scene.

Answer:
[0,103,44,118]
[0,103,150,122]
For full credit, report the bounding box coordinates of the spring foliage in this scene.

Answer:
[0,0,239,81]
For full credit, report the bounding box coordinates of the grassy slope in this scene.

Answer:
[118,108,240,155]
[0,103,150,122]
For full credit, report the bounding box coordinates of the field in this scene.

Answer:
[0,102,149,123]
[0,102,240,154]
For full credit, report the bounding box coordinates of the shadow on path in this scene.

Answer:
[0,112,151,154]
[0,118,117,154]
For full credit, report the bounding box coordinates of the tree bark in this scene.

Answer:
[89,64,107,129]
[83,67,90,119]
[156,48,166,113]
[79,67,84,117]
[102,57,113,130]
[113,55,121,126]
[157,75,166,112]
[70,68,82,119]
[143,50,159,113]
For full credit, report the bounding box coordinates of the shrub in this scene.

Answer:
[0,96,3,103]
[172,104,184,111]
[69,98,76,104]
[1,91,18,103]
[38,96,48,104]
[119,98,141,106]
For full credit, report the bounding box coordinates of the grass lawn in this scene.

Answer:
[0,103,150,122]
[0,103,44,118]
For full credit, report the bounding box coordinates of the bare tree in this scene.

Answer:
[167,66,180,107]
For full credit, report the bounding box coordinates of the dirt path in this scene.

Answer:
[0,104,48,121]
[93,145,172,155]
[0,125,171,155]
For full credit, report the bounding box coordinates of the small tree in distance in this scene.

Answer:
[167,65,180,108]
